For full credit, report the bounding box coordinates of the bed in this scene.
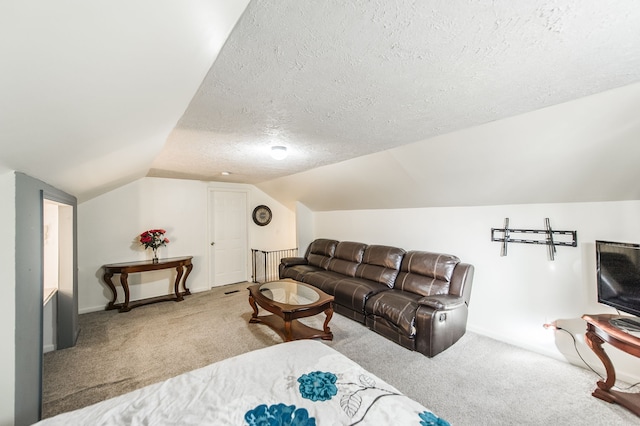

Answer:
[37,340,449,425]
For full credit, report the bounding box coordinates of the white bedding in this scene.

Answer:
[37,340,449,425]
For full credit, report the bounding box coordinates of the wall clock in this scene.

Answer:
[252,205,272,226]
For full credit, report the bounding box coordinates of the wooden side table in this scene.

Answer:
[103,256,193,312]
[582,314,640,417]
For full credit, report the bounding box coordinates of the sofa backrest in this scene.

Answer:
[305,239,338,269]
[394,251,460,297]
[327,241,367,277]
[355,245,406,288]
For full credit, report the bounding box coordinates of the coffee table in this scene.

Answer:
[247,279,334,341]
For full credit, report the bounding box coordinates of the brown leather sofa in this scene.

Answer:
[279,239,474,357]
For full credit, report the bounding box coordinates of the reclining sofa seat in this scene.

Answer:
[305,243,405,322]
[365,250,474,357]
[281,241,406,322]
[279,238,338,282]
[301,241,367,319]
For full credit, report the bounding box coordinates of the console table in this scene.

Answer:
[102,256,193,312]
[582,314,640,417]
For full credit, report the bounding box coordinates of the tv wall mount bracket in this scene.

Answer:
[491,218,577,261]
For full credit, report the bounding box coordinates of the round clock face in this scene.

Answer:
[252,205,272,226]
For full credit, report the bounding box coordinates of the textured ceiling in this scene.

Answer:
[258,82,640,210]
[0,1,250,201]
[1,1,639,209]
[150,0,640,185]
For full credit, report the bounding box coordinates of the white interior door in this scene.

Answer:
[209,190,248,287]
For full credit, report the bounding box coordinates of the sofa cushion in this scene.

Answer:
[365,290,421,337]
[280,257,308,267]
[365,315,416,351]
[331,277,391,313]
[418,294,465,310]
[326,241,367,277]
[302,270,348,295]
[394,251,460,297]
[355,245,405,288]
[281,264,324,282]
[306,239,338,269]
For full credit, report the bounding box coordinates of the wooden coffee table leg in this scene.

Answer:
[248,294,260,323]
[322,306,334,340]
[284,315,293,341]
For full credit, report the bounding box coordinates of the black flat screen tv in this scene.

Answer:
[596,240,640,318]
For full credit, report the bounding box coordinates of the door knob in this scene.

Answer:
[211,242,215,246]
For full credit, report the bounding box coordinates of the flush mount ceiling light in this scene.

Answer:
[270,145,287,160]
[221,171,231,176]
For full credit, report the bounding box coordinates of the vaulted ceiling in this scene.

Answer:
[1,1,640,210]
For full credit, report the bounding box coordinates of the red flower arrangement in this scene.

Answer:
[139,229,170,250]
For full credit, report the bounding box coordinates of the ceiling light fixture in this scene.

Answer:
[270,145,287,160]
[221,171,231,176]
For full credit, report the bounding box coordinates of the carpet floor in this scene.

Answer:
[43,282,639,425]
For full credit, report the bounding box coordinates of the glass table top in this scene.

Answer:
[259,280,320,305]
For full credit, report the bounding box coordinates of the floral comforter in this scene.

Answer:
[37,340,448,425]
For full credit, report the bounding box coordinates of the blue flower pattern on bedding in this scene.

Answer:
[244,403,316,426]
[245,371,449,426]
[297,371,338,401]
[419,410,450,426]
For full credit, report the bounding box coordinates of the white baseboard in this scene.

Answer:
[43,344,55,353]
[78,286,211,315]
[79,305,107,314]
[468,324,567,361]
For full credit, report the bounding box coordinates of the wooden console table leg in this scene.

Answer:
[581,314,640,417]
[585,328,617,400]
[103,272,118,310]
[173,265,185,301]
[119,272,131,312]
[182,262,193,295]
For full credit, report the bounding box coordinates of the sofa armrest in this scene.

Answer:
[418,294,465,310]
[280,257,308,267]
[414,300,469,357]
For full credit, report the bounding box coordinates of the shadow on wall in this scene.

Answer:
[547,317,604,379]
[549,317,640,387]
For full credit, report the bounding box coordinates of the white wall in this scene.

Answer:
[237,182,297,252]
[295,202,314,256]
[78,177,295,313]
[43,201,59,292]
[0,171,15,426]
[313,200,640,383]
[43,295,56,354]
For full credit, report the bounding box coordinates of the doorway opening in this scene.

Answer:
[42,199,74,353]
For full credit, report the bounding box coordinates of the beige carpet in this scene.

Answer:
[43,282,639,425]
